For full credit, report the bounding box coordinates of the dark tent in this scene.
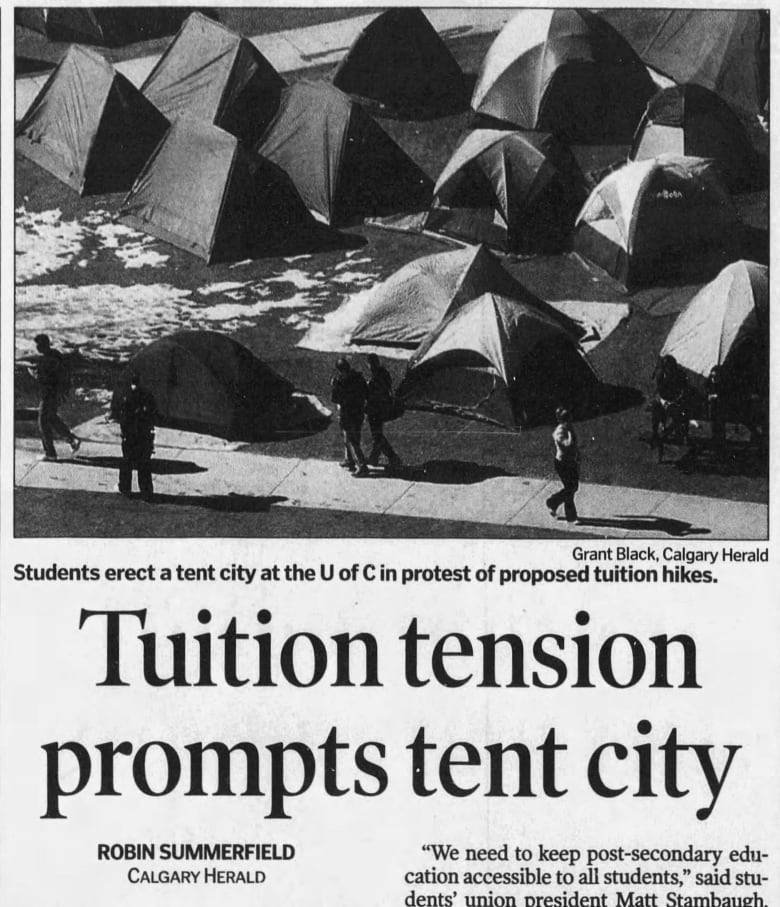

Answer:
[425,129,587,253]
[16,8,201,47]
[660,260,768,395]
[398,293,595,429]
[596,10,769,116]
[631,85,764,193]
[15,45,169,195]
[110,332,295,441]
[573,155,741,289]
[331,8,466,117]
[255,81,433,226]
[471,9,655,143]
[119,118,317,264]
[141,12,285,149]
[350,244,581,348]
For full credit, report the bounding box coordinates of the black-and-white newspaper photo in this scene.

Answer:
[1,4,777,906]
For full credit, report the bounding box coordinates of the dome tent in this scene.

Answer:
[15,45,169,196]
[350,244,582,349]
[573,155,741,290]
[425,129,587,253]
[397,293,594,429]
[255,81,433,226]
[631,84,763,192]
[660,261,768,394]
[119,118,318,264]
[331,8,467,117]
[471,9,655,144]
[596,9,768,116]
[110,332,296,441]
[141,13,285,150]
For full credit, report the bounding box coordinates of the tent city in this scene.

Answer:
[13,7,769,539]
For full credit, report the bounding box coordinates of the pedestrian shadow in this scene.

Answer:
[393,460,513,485]
[64,456,208,475]
[575,515,711,537]
[148,493,288,513]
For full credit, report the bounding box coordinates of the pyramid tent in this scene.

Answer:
[110,331,295,441]
[15,45,169,195]
[141,13,285,149]
[118,118,317,264]
[632,85,763,192]
[471,9,655,143]
[573,155,741,289]
[398,293,597,429]
[255,81,433,226]
[426,129,587,253]
[350,244,582,348]
[660,261,768,394]
[16,8,199,47]
[331,8,466,117]
[596,10,769,116]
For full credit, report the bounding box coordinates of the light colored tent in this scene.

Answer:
[331,8,466,116]
[660,261,768,393]
[15,45,169,195]
[111,332,295,441]
[596,10,768,116]
[471,9,654,143]
[16,8,197,46]
[398,293,595,428]
[573,155,740,289]
[426,129,587,253]
[632,84,763,192]
[141,12,284,149]
[350,244,580,348]
[255,81,432,226]
[119,118,316,264]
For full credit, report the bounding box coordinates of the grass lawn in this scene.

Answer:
[14,20,769,540]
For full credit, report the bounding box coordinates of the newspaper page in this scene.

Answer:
[2,5,777,907]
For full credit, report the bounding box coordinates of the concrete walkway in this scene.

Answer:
[15,8,514,119]
[14,437,767,540]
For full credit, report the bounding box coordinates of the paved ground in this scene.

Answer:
[15,8,514,118]
[14,436,767,540]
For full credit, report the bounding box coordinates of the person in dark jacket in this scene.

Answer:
[117,371,158,501]
[330,357,368,477]
[28,333,81,461]
[365,354,402,471]
[545,406,580,523]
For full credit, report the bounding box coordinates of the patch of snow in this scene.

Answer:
[265,269,323,290]
[15,207,87,282]
[196,281,251,297]
[335,257,373,270]
[330,270,379,285]
[283,254,313,263]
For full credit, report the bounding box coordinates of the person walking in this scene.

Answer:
[365,354,402,472]
[330,357,369,477]
[28,333,80,461]
[545,406,580,523]
[117,371,158,502]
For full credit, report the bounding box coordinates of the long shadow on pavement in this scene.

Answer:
[135,493,288,512]
[65,456,207,475]
[575,516,711,537]
[393,460,513,485]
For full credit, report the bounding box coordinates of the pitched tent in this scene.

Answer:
[631,84,763,192]
[397,293,595,429]
[350,244,582,348]
[331,8,466,117]
[110,332,295,441]
[15,45,169,195]
[255,81,433,226]
[16,8,199,46]
[141,12,285,149]
[471,9,655,143]
[118,118,317,264]
[573,155,741,290]
[425,129,587,253]
[596,10,769,116]
[660,260,768,394]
